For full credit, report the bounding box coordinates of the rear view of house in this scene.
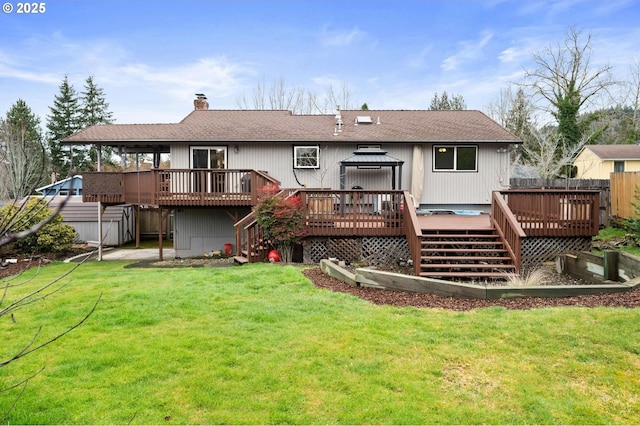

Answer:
[63,97,521,258]
[63,96,601,280]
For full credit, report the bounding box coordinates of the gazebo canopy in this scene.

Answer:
[340,147,405,190]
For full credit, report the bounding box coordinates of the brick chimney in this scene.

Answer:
[194,93,209,110]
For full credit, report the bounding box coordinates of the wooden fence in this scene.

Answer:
[610,172,640,219]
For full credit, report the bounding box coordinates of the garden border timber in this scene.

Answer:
[319,252,640,300]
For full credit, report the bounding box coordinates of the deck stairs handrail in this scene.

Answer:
[491,191,526,273]
[234,188,295,263]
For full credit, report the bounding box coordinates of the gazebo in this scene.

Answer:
[339,147,405,190]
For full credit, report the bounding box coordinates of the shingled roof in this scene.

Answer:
[583,144,640,160]
[63,109,521,148]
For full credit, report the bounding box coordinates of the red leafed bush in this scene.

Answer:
[254,185,307,262]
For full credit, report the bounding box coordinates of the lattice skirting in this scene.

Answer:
[521,236,592,265]
[304,236,410,267]
[304,236,590,267]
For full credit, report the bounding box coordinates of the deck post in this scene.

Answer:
[604,250,618,282]
[158,207,163,261]
[134,205,141,248]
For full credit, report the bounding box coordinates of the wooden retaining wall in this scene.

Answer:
[320,254,640,300]
[557,251,640,284]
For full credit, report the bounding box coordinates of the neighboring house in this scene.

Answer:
[63,98,522,258]
[36,175,83,196]
[574,144,640,179]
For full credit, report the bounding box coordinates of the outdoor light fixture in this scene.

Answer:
[438,147,447,153]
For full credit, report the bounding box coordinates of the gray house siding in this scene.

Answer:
[173,207,249,258]
[421,143,511,209]
[171,142,413,191]
[170,142,509,208]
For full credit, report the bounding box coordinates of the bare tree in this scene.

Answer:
[0,100,47,200]
[514,128,589,179]
[237,78,355,114]
[0,120,46,200]
[524,27,617,147]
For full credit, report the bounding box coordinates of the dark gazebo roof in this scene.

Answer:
[340,147,405,189]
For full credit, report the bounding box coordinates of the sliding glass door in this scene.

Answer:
[191,147,227,193]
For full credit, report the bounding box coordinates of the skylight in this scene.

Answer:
[355,116,373,124]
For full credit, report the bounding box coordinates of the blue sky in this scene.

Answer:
[1,0,639,125]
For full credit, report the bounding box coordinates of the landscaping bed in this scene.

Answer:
[302,266,640,310]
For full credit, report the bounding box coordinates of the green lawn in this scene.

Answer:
[1,261,640,424]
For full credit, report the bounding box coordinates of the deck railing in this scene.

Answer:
[300,190,406,237]
[491,191,526,273]
[82,169,279,207]
[234,189,408,262]
[499,189,600,237]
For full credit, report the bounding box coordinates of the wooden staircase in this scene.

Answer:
[419,227,517,281]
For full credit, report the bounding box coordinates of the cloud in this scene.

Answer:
[441,31,494,72]
[320,25,367,47]
[119,57,249,95]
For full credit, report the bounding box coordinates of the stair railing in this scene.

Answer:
[491,191,526,273]
[401,191,423,276]
[234,188,297,262]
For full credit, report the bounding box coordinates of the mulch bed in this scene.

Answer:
[302,267,640,311]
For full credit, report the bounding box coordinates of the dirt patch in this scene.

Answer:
[0,245,94,280]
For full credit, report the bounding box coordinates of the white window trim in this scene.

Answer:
[294,145,320,169]
[433,145,478,172]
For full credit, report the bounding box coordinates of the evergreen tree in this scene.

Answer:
[81,76,115,167]
[505,88,536,161]
[0,100,47,198]
[429,91,466,110]
[47,76,82,178]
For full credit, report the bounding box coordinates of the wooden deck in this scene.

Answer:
[416,213,492,231]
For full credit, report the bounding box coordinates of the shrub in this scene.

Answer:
[0,197,76,253]
[254,184,307,263]
[625,186,640,236]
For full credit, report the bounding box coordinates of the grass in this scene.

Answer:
[593,226,640,257]
[2,261,640,424]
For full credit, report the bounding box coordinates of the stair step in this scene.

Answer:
[420,263,516,270]
[421,255,512,262]
[421,248,508,254]
[421,233,499,239]
[421,241,504,247]
[233,256,248,265]
[419,271,515,278]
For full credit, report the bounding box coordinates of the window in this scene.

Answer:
[614,161,625,173]
[433,145,477,172]
[294,146,319,168]
[191,146,226,169]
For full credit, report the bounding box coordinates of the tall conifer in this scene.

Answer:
[46,76,82,177]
